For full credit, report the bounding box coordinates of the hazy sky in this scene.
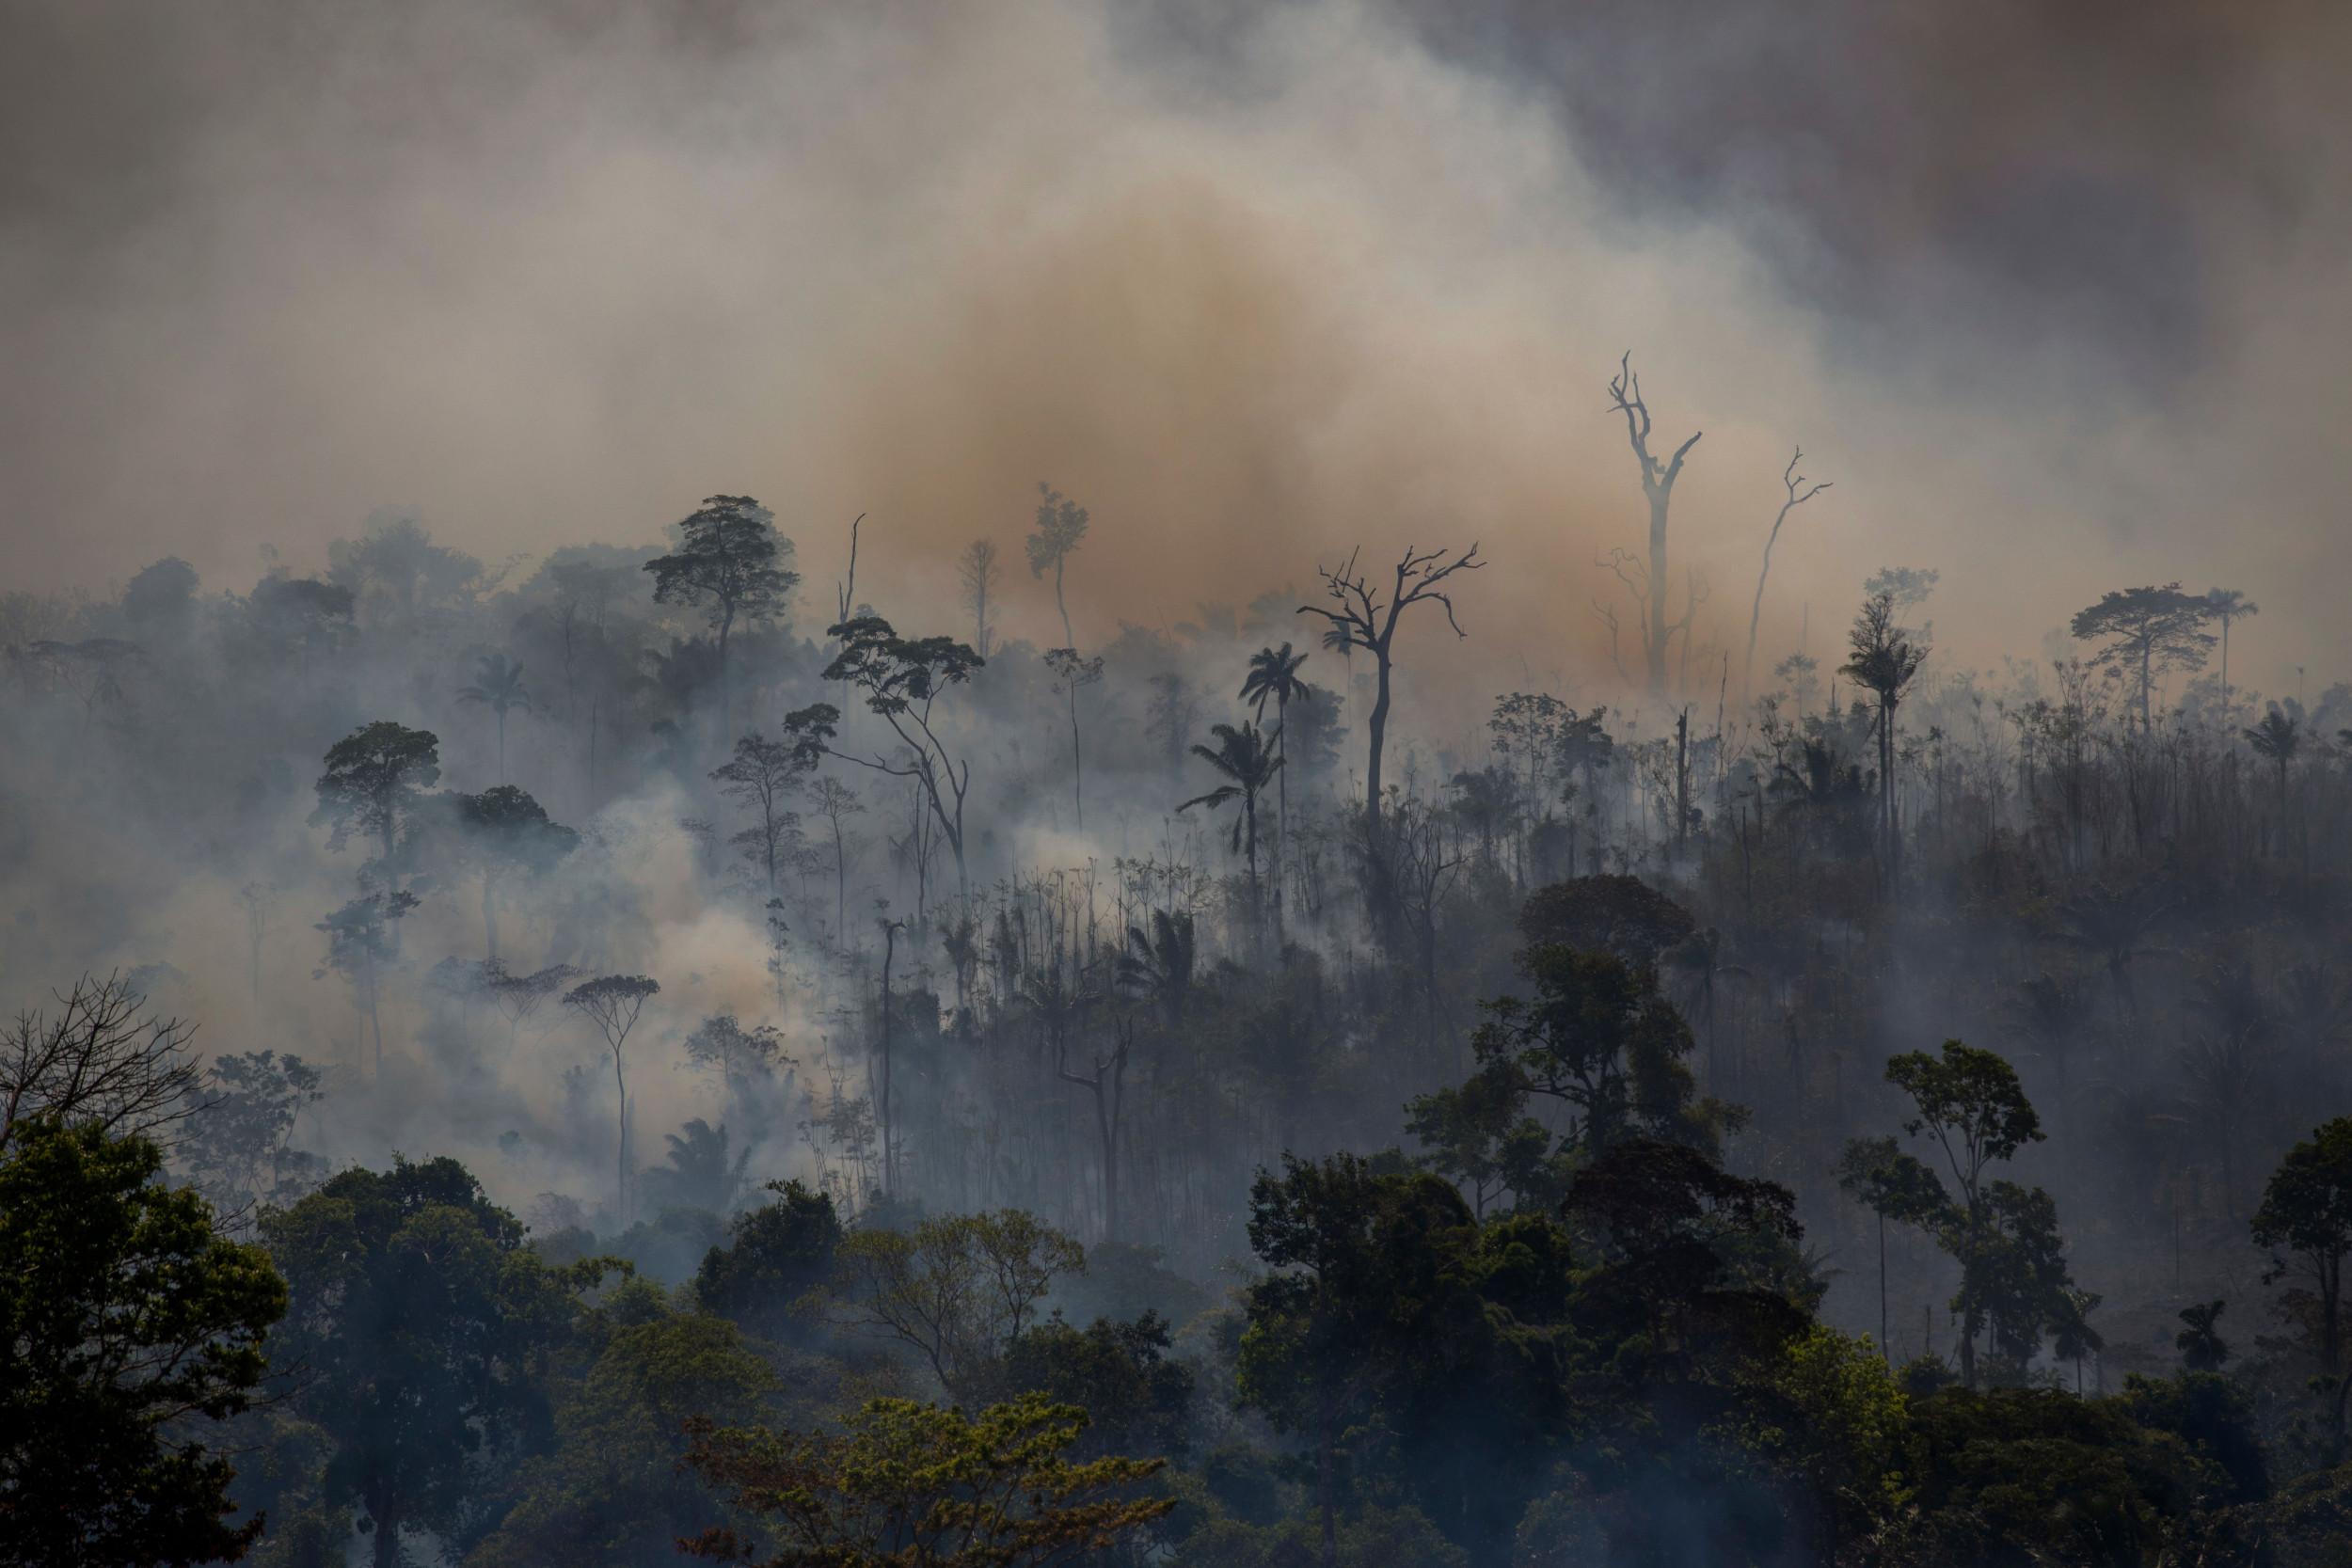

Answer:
[4,0,2348,691]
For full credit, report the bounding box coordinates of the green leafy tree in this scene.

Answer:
[694,1180,842,1340]
[0,1119,286,1567]
[469,1303,778,1568]
[680,1391,1171,1567]
[1880,1040,2054,1387]
[644,495,798,735]
[264,1156,611,1568]
[1469,942,1729,1159]
[818,1211,1084,1401]
[2253,1117,2352,1449]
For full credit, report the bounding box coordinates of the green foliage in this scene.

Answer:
[1516,875,1694,961]
[998,1311,1195,1460]
[680,1391,1170,1567]
[1901,1386,2232,1567]
[0,1119,286,1566]
[264,1156,613,1566]
[818,1210,1084,1399]
[1468,942,1731,1159]
[695,1179,842,1338]
[469,1305,778,1568]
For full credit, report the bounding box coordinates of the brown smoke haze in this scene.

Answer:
[5,0,2351,697]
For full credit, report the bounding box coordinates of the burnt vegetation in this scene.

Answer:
[8,453,2352,1568]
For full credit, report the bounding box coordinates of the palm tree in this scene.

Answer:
[2052,882,2170,1020]
[2244,705,2299,827]
[2205,588,2258,717]
[457,650,532,783]
[1838,591,1929,871]
[1179,721,1283,902]
[2176,1299,2230,1372]
[1240,642,1312,896]
[1115,909,1197,1022]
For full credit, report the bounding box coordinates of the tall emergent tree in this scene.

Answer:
[2205,586,2259,715]
[643,495,797,736]
[1876,1039,2061,1388]
[1042,646,1106,832]
[312,721,442,872]
[450,784,578,962]
[564,974,660,1224]
[1605,352,1703,699]
[1839,591,1929,871]
[2069,583,2215,730]
[0,1119,285,1568]
[1295,542,1483,856]
[710,732,809,896]
[957,538,1000,657]
[784,616,985,905]
[1741,447,1832,701]
[1026,483,1089,649]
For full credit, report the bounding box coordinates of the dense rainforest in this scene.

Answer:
[6,483,2352,1568]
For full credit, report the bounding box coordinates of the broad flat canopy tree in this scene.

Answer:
[312,721,441,870]
[643,495,797,734]
[2069,583,2215,730]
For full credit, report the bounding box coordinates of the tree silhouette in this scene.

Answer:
[2205,587,2259,716]
[1604,352,1703,698]
[957,538,1000,657]
[1882,1039,2046,1386]
[565,974,660,1224]
[1180,721,1283,904]
[1295,542,1483,858]
[315,891,418,1077]
[1026,483,1089,649]
[452,784,579,962]
[710,732,809,897]
[1839,591,1929,872]
[643,495,796,736]
[1741,448,1832,702]
[2245,705,2300,825]
[807,777,865,942]
[1043,647,1106,832]
[786,616,985,906]
[1241,641,1313,899]
[455,650,532,783]
[2069,583,2215,730]
[312,721,441,871]
[2175,1299,2230,1371]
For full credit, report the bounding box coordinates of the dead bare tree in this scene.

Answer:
[1605,353,1702,700]
[0,974,204,1153]
[1057,1013,1132,1239]
[1741,447,1833,703]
